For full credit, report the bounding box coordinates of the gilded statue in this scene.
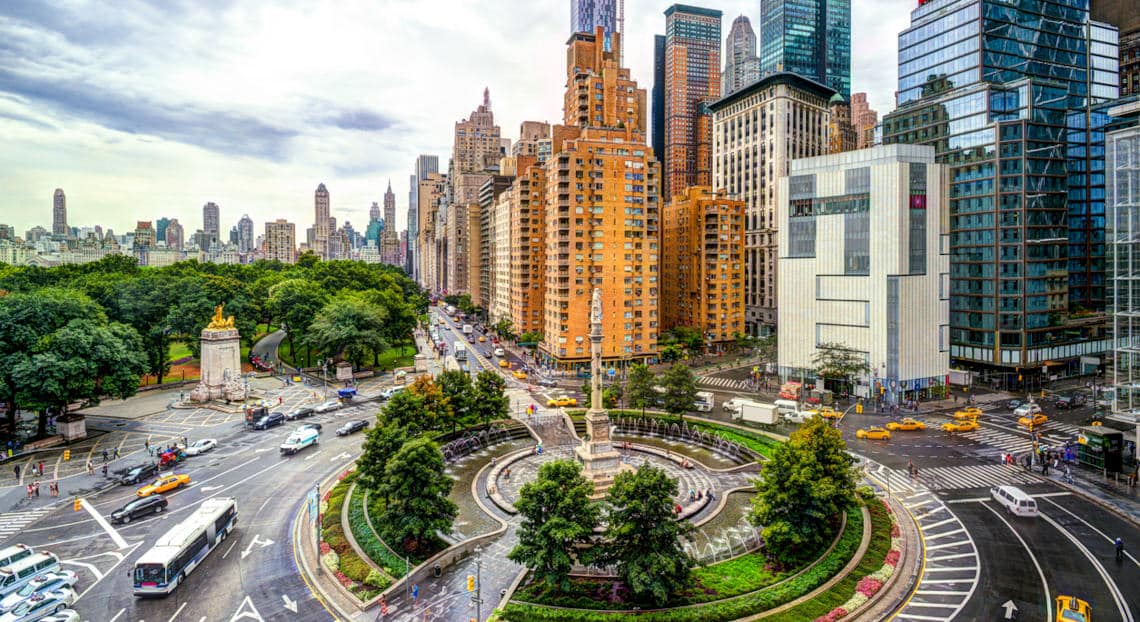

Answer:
[207,304,236,330]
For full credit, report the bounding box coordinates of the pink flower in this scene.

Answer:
[319,542,331,555]
[885,550,900,566]
[856,576,883,597]
[890,524,900,538]
[814,607,848,622]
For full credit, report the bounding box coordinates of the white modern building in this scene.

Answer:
[1108,100,1140,419]
[777,144,949,405]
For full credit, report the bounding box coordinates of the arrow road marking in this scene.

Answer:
[228,596,265,621]
[282,594,297,613]
[201,485,224,492]
[241,534,276,559]
[330,451,351,462]
[254,447,274,453]
[1002,600,1018,619]
[304,450,324,461]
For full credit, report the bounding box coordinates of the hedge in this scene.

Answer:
[321,472,389,598]
[347,485,407,580]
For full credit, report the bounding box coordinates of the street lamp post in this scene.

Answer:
[474,545,483,622]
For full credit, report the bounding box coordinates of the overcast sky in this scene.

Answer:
[0,0,909,238]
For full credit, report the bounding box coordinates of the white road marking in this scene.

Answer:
[108,608,125,622]
[168,601,188,621]
[981,502,1052,620]
[1040,512,1134,621]
[304,450,324,461]
[222,540,238,559]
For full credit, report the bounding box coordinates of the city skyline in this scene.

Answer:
[0,0,906,237]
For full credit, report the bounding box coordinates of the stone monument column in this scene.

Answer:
[575,288,629,495]
[190,304,249,403]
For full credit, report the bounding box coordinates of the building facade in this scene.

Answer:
[52,189,67,236]
[661,187,745,346]
[313,184,330,259]
[418,173,446,293]
[202,202,220,249]
[1107,100,1140,413]
[571,0,618,44]
[653,34,666,165]
[663,4,722,200]
[882,0,1118,375]
[410,155,440,281]
[778,145,949,404]
[709,72,835,333]
[539,28,660,368]
[850,92,878,149]
[759,0,851,98]
[510,157,547,337]
[264,219,296,264]
[165,219,184,250]
[237,214,254,254]
[1091,0,1140,96]
[723,15,760,96]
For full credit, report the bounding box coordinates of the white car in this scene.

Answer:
[0,572,78,613]
[0,589,76,622]
[184,439,217,456]
[313,400,341,414]
[379,387,404,400]
[38,611,79,622]
[493,348,505,357]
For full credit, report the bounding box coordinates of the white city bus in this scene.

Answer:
[132,497,238,597]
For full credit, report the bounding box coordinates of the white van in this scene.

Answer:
[991,485,1038,517]
[1013,402,1042,418]
[280,427,320,455]
[0,545,32,571]
[0,553,60,597]
[774,399,799,415]
[783,411,808,424]
[722,398,741,412]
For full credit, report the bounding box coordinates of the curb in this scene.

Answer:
[1049,473,1140,529]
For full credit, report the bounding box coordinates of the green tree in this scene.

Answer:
[379,390,430,433]
[472,370,508,426]
[492,318,516,341]
[376,437,457,555]
[508,460,600,592]
[266,279,329,366]
[406,375,449,431]
[660,363,697,419]
[305,295,387,369]
[356,421,408,493]
[749,417,857,565]
[598,464,692,605]
[437,369,474,430]
[664,326,705,353]
[812,342,870,395]
[625,363,658,416]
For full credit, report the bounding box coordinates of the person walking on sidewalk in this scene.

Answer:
[12,465,19,481]
[37,461,43,477]
[86,461,93,476]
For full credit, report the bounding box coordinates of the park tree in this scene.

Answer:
[407,375,449,431]
[266,279,329,366]
[472,370,508,426]
[379,390,430,432]
[376,437,458,555]
[508,460,600,592]
[664,326,705,353]
[356,421,408,493]
[660,363,697,419]
[749,416,857,565]
[812,342,870,395]
[305,295,388,369]
[625,363,658,416]
[598,464,693,605]
[437,369,474,430]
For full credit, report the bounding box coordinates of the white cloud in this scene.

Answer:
[0,0,908,237]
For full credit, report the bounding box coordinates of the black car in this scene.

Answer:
[300,422,322,433]
[1055,396,1073,409]
[111,495,168,524]
[119,462,159,486]
[336,420,369,436]
[254,412,286,430]
[286,407,314,421]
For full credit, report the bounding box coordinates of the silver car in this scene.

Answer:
[184,439,217,456]
[313,400,341,414]
[0,589,77,622]
[0,573,78,614]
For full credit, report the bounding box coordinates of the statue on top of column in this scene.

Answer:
[591,288,603,326]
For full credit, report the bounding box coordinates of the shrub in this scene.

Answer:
[365,569,391,590]
[347,486,409,577]
[856,486,876,502]
[321,550,340,573]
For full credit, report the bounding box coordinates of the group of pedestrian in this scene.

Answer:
[24,480,58,498]
[906,461,920,480]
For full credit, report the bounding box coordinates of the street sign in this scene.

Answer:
[607,368,616,377]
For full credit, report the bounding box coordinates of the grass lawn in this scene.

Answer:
[374,344,416,371]
[168,341,193,362]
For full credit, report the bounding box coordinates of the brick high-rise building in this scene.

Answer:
[850,92,878,149]
[409,155,439,282]
[828,94,856,154]
[723,15,760,96]
[52,189,67,236]
[446,90,503,293]
[539,27,660,368]
[661,187,745,347]
[418,173,446,293]
[265,219,296,264]
[313,183,330,259]
[662,4,722,200]
[477,172,515,312]
[202,202,220,248]
[509,156,546,337]
[165,219,184,250]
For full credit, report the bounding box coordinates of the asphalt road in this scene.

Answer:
[8,400,379,621]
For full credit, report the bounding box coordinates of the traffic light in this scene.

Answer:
[466,575,475,592]
[63,450,70,461]
[73,498,82,512]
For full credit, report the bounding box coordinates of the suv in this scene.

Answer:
[253,412,285,430]
[336,420,369,436]
[110,495,168,524]
[118,463,159,486]
[285,407,314,421]
[1054,396,1073,409]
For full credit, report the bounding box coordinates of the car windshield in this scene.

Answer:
[1060,611,1087,622]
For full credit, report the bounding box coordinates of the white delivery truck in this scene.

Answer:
[462,324,474,336]
[280,427,320,455]
[730,399,779,425]
[694,391,714,412]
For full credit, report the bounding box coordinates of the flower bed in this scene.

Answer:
[501,505,865,621]
[567,410,781,460]
[319,470,390,601]
[346,485,403,582]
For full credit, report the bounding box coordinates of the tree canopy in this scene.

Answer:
[375,437,457,555]
[660,363,697,419]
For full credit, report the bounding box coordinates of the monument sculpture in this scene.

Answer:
[189,304,248,403]
[575,288,630,496]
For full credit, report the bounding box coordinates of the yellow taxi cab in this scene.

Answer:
[546,396,577,407]
[499,359,511,369]
[1055,595,1090,622]
[855,427,891,440]
[513,370,528,380]
[137,473,191,497]
[953,407,983,420]
[886,418,926,431]
[1018,413,1048,428]
[941,420,979,433]
[816,407,840,419]
[437,318,445,325]
[478,335,486,343]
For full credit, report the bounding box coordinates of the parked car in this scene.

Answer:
[110,495,168,524]
[378,387,403,400]
[37,611,79,622]
[136,474,191,497]
[0,589,77,622]
[336,420,369,436]
[313,400,341,414]
[285,407,314,420]
[300,423,322,433]
[118,463,159,486]
[184,439,217,456]
[1054,396,1073,409]
[253,412,286,430]
[0,572,78,614]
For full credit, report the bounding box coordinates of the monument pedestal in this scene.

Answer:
[190,328,247,403]
[575,410,632,500]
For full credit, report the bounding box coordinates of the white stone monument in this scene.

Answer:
[189,304,248,403]
[575,288,631,497]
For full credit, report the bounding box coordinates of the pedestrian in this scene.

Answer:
[32,481,38,497]
[37,461,43,477]
[86,461,93,476]
[102,464,108,477]
[1129,465,1138,488]
[145,439,149,453]
[25,484,32,499]
[114,448,120,460]
[12,464,19,480]
[1042,460,1050,476]
[101,449,108,463]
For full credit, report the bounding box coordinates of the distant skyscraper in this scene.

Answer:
[663,4,722,200]
[369,201,381,223]
[652,34,666,163]
[165,219,184,250]
[265,219,296,264]
[383,181,396,229]
[155,217,171,245]
[411,156,439,283]
[850,92,878,149]
[723,15,760,96]
[52,189,67,236]
[202,202,220,249]
[237,214,254,254]
[571,0,618,46]
[759,0,851,98]
[314,183,330,259]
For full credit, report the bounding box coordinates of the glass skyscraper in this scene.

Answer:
[883,0,1118,378]
[571,0,618,49]
[758,0,851,98]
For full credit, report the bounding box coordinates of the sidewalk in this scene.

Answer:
[1051,462,1140,526]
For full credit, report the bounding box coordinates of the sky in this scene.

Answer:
[0,0,910,239]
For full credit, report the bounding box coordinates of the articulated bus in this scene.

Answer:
[132,497,238,597]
